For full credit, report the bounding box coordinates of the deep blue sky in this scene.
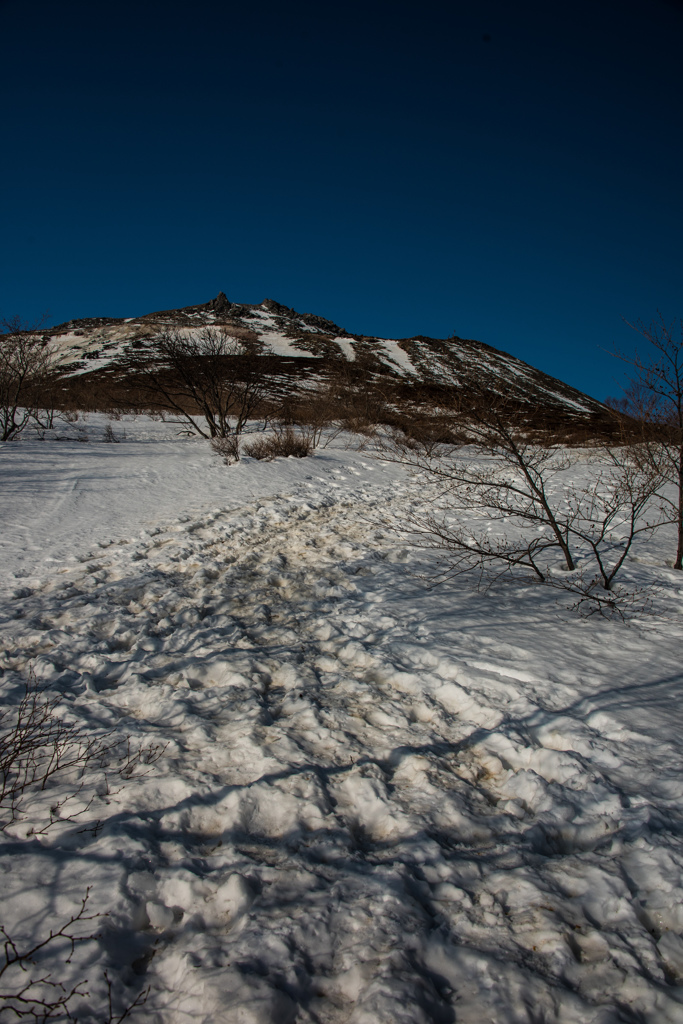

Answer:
[2,0,682,400]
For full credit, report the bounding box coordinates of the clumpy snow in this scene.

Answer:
[1,417,683,1022]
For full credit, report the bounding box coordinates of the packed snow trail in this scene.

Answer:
[0,416,369,594]
[1,433,683,1021]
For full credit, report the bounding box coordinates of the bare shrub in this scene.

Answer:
[298,421,330,449]
[310,361,391,437]
[302,399,336,446]
[338,387,387,436]
[243,426,313,461]
[241,435,275,460]
[0,675,96,831]
[102,424,120,443]
[0,671,160,1020]
[382,394,672,615]
[31,400,58,432]
[0,671,164,835]
[210,434,241,464]
[103,971,149,1023]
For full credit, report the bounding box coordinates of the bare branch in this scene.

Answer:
[612,314,683,568]
[124,327,272,438]
[0,670,166,834]
[380,392,670,615]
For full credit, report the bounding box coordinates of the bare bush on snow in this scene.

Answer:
[242,425,314,461]
[381,397,673,614]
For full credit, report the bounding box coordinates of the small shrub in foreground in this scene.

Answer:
[210,435,241,464]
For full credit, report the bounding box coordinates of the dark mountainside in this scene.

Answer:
[38,292,607,426]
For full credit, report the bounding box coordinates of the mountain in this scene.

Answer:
[40,292,605,421]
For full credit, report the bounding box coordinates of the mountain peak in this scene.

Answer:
[207,291,231,312]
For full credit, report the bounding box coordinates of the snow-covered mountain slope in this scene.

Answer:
[38,293,604,418]
[1,418,683,1022]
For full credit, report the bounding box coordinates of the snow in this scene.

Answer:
[333,338,357,361]
[380,339,419,375]
[1,416,683,1022]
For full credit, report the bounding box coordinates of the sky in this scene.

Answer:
[2,0,682,401]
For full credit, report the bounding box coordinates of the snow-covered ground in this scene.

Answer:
[1,416,683,1023]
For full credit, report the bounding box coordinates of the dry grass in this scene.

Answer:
[243,426,313,460]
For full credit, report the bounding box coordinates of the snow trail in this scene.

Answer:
[1,429,683,1021]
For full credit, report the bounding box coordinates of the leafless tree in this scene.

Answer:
[0,317,56,442]
[127,327,272,438]
[380,394,672,614]
[611,313,683,569]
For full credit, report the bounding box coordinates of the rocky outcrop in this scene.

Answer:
[208,291,231,312]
